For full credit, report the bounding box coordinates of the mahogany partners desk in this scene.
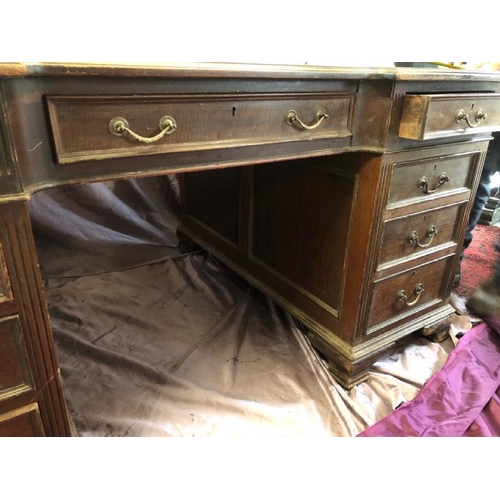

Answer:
[1,63,500,436]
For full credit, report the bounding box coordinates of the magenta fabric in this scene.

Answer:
[464,387,500,436]
[358,321,500,437]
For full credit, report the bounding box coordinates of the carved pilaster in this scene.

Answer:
[0,200,70,436]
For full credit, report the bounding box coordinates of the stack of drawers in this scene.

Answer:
[361,89,500,343]
[367,145,482,337]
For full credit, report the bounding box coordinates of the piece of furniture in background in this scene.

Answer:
[1,63,500,435]
[479,195,500,225]
[479,172,500,225]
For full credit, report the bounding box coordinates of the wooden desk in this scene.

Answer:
[1,63,500,436]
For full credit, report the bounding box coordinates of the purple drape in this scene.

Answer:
[358,321,500,437]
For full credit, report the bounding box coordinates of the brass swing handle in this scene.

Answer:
[418,172,449,194]
[109,116,177,144]
[456,108,487,128]
[397,283,425,307]
[408,225,438,248]
[285,108,329,130]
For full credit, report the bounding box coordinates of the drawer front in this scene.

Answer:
[387,152,475,208]
[0,403,45,436]
[0,316,34,400]
[378,203,464,268]
[367,256,451,330]
[399,93,500,140]
[47,93,355,164]
[0,243,12,304]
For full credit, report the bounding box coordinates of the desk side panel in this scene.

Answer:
[0,201,71,436]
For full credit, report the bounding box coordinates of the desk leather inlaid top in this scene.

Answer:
[3,62,500,81]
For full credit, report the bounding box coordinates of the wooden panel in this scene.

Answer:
[367,256,452,329]
[387,152,475,209]
[0,403,45,436]
[0,242,12,304]
[179,219,342,336]
[0,315,33,400]
[399,93,500,140]
[252,160,354,310]
[378,202,465,269]
[184,169,240,246]
[0,201,71,436]
[46,93,355,164]
[0,83,22,196]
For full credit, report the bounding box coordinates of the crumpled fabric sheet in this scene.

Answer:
[45,252,455,437]
[46,253,346,437]
[29,176,181,277]
[30,177,456,437]
[358,321,500,437]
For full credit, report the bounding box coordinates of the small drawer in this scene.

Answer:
[367,256,451,330]
[0,315,34,400]
[46,93,355,164]
[0,243,12,304]
[378,203,464,269]
[387,152,476,209]
[399,93,500,140]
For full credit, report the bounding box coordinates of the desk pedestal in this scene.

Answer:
[179,143,486,388]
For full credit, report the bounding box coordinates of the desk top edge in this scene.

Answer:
[2,62,500,82]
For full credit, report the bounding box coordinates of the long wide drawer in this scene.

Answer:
[46,93,355,164]
[399,92,500,140]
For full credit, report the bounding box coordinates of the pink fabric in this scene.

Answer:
[358,321,500,437]
[464,388,500,436]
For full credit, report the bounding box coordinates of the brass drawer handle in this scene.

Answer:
[456,108,487,128]
[398,283,425,307]
[109,116,177,143]
[408,225,438,248]
[285,108,329,130]
[418,172,449,194]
